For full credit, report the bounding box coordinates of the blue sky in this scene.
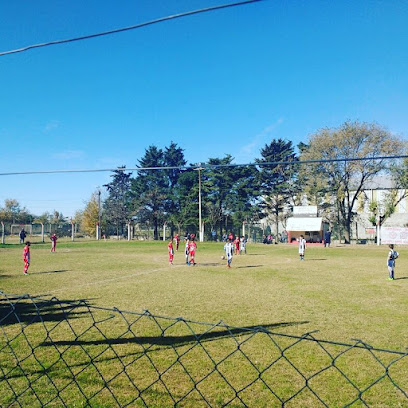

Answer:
[1,0,407,218]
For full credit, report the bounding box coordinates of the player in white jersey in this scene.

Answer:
[224,239,234,268]
[298,235,306,260]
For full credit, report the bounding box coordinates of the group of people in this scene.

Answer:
[168,233,197,266]
[22,233,58,275]
[21,229,400,281]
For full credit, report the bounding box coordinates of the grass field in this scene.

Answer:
[1,239,407,406]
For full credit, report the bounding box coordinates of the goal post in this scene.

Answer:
[10,224,32,235]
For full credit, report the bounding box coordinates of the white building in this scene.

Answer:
[353,176,408,240]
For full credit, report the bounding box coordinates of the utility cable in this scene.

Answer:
[0,0,264,57]
[0,155,406,176]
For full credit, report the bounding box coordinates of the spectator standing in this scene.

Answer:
[19,228,26,244]
[324,230,331,247]
[387,244,399,281]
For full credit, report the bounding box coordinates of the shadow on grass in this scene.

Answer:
[35,269,69,275]
[395,276,408,280]
[39,320,309,348]
[0,296,91,326]
[1,318,310,384]
[236,265,262,269]
[194,263,220,267]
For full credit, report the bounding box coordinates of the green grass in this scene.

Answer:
[1,239,407,406]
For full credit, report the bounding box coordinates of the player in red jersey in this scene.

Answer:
[234,236,240,255]
[188,238,197,266]
[174,234,180,251]
[50,234,58,252]
[168,238,174,265]
[23,241,31,275]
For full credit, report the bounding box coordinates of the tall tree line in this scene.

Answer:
[77,121,408,242]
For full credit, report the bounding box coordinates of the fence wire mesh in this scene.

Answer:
[1,291,407,407]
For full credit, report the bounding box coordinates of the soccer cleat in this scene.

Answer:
[387,277,394,281]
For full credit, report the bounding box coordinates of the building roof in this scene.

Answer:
[352,175,397,190]
[286,217,323,231]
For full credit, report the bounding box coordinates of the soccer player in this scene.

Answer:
[188,238,197,266]
[387,244,399,280]
[185,239,190,264]
[174,234,180,251]
[240,236,247,254]
[23,241,31,275]
[168,238,174,265]
[234,236,240,255]
[298,235,306,260]
[50,234,58,252]
[224,239,234,268]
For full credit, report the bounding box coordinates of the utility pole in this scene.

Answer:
[195,164,205,242]
[98,189,101,240]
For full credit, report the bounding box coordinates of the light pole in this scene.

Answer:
[98,189,101,240]
[195,164,204,242]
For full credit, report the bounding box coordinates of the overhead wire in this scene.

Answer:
[0,155,406,176]
[0,0,264,57]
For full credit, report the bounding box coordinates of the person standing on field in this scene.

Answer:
[224,238,234,268]
[19,228,26,244]
[168,237,174,265]
[298,235,306,261]
[387,244,399,280]
[184,239,190,264]
[50,234,58,252]
[234,236,240,255]
[174,234,180,251]
[188,238,197,266]
[23,241,31,275]
[240,236,247,254]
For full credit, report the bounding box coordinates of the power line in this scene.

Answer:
[0,0,264,57]
[0,155,406,176]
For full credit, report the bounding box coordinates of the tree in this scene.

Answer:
[131,146,168,240]
[168,168,197,235]
[104,167,132,237]
[204,155,239,237]
[51,210,66,226]
[201,155,259,238]
[33,212,52,225]
[163,142,187,236]
[300,120,405,243]
[81,192,100,237]
[256,139,299,236]
[0,199,33,225]
[297,142,337,228]
[131,143,188,240]
[72,210,83,226]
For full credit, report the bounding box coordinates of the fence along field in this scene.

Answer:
[1,292,407,407]
[1,240,408,406]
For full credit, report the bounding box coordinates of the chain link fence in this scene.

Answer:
[1,291,407,407]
